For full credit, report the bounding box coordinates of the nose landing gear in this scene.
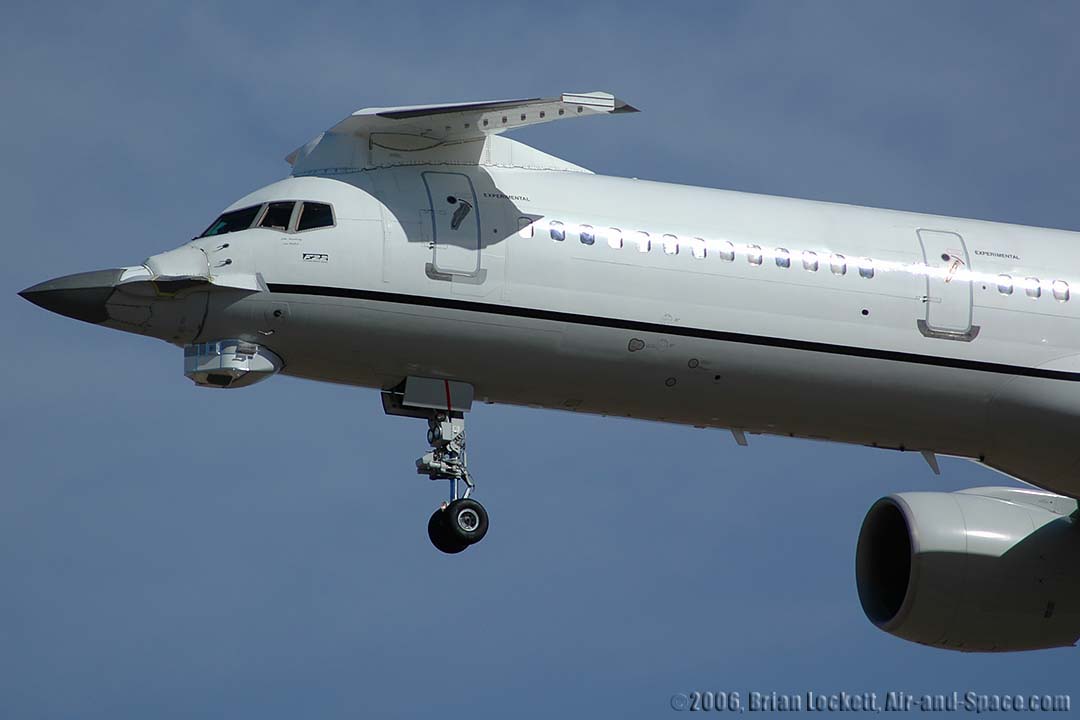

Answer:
[417,411,489,553]
[383,378,489,555]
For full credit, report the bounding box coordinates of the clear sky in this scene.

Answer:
[4,1,1080,717]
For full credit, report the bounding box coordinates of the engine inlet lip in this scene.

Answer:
[856,495,918,630]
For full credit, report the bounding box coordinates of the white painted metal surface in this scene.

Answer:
[857,488,1080,651]
[917,229,974,336]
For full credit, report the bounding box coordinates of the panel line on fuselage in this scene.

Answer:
[265,283,1080,382]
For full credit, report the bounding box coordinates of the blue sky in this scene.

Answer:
[4,1,1080,717]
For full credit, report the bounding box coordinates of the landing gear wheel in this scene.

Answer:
[428,509,468,554]
[444,498,489,546]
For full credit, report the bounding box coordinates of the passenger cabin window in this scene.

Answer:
[634,230,651,253]
[997,275,1014,295]
[1024,277,1041,299]
[517,217,534,238]
[858,258,874,279]
[830,253,847,275]
[717,240,735,262]
[201,205,261,237]
[549,221,565,241]
[1053,280,1070,302]
[690,237,707,259]
[775,248,791,268]
[662,234,679,255]
[803,251,819,272]
[296,202,334,231]
[579,224,595,245]
[259,201,295,231]
[607,228,623,249]
[747,245,763,265]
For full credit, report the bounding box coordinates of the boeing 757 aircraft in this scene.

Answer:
[20,91,1080,652]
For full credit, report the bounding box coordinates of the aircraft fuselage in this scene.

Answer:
[117,165,1080,498]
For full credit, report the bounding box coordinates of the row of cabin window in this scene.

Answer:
[530,220,876,278]
[528,219,1074,303]
[997,275,1070,302]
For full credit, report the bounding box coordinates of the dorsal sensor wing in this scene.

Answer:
[286,91,637,174]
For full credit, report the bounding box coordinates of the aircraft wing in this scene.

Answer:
[285,91,638,172]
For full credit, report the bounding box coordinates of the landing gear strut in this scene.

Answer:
[383,378,490,554]
[417,411,489,553]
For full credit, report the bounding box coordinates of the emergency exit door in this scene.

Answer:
[917,229,977,340]
[423,171,481,276]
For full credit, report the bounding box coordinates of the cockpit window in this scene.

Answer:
[200,205,261,237]
[297,202,335,231]
[259,201,295,231]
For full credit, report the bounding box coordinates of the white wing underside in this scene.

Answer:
[286,91,637,176]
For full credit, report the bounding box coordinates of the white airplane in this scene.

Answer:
[20,91,1080,653]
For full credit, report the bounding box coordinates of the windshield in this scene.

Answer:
[297,202,334,231]
[200,205,261,238]
[259,201,295,230]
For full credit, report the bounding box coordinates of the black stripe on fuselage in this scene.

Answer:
[266,283,1080,382]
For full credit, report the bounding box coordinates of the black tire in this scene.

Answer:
[444,498,489,545]
[428,508,468,554]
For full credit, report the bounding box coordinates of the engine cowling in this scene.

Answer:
[855,486,1080,652]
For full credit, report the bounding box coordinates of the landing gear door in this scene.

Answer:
[423,171,481,277]
[916,229,978,341]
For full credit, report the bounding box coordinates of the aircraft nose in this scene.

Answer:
[18,269,125,324]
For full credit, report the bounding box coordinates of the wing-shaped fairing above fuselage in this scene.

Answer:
[286,91,636,175]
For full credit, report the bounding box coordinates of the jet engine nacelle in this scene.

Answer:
[855,486,1080,652]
